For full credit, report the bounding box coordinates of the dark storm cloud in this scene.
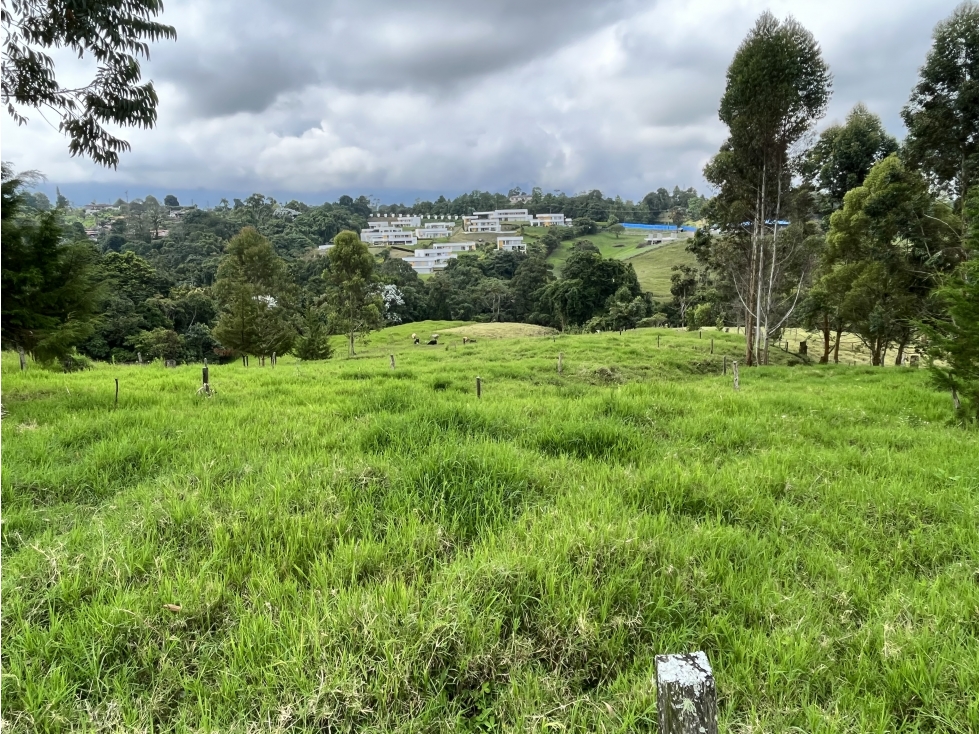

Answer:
[153,0,643,117]
[2,0,965,202]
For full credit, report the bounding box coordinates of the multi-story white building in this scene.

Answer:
[531,213,567,227]
[490,209,533,223]
[415,224,454,239]
[403,254,457,274]
[497,236,526,252]
[429,241,477,253]
[360,228,418,246]
[463,216,502,233]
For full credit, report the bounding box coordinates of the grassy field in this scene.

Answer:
[531,229,697,298]
[626,242,699,301]
[2,323,978,733]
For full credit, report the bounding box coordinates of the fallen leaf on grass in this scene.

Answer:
[163,604,182,612]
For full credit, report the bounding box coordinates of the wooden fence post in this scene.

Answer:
[558,352,563,375]
[272,351,276,368]
[655,651,718,734]
[18,347,26,371]
[657,334,661,348]
[137,352,143,366]
[732,361,740,391]
[390,354,396,369]
[710,338,714,355]
[952,387,961,412]
[476,376,482,399]
[723,355,727,375]
[114,378,119,408]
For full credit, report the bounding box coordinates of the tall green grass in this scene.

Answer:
[2,324,977,732]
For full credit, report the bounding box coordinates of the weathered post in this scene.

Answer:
[732,361,740,391]
[18,347,26,371]
[657,334,661,348]
[114,378,119,408]
[272,351,276,368]
[655,652,718,734]
[710,338,714,355]
[390,354,396,370]
[699,330,702,340]
[723,355,727,375]
[476,376,482,398]
[138,352,143,366]
[799,341,808,357]
[558,352,563,375]
[952,387,961,412]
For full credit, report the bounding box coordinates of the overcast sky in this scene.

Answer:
[1,0,962,206]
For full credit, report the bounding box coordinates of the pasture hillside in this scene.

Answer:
[2,326,977,733]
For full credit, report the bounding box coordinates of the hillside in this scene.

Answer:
[3,327,977,732]
[627,241,699,300]
[532,227,698,299]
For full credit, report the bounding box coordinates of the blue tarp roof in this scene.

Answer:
[622,223,697,232]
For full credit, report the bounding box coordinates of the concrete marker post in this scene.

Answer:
[655,652,718,734]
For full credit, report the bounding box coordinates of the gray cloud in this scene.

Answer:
[0,0,964,203]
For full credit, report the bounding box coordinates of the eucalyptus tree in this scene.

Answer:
[704,12,831,364]
[803,103,898,214]
[902,2,979,222]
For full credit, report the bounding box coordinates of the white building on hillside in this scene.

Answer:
[404,254,457,274]
[489,208,533,223]
[360,228,418,246]
[415,224,454,238]
[531,213,567,226]
[463,216,501,233]
[429,241,477,253]
[497,236,526,252]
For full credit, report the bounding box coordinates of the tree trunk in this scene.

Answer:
[349,330,356,356]
[895,340,907,366]
[833,327,843,364]
[820,313,830,363]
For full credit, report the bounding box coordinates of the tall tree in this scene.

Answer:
[1,164,102,362]
[803,103,898,214]
[901,2,979,221]
[212,227,294,362]
[705,12,831,365]
[328,231,382,356]
[3,0,177,167]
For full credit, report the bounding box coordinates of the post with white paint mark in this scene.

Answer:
[732,361,740,391]
[655,651,718,734]
[558,352,563,375]
[390,354,396,370]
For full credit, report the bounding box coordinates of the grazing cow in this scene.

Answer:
[427,338,438,346]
